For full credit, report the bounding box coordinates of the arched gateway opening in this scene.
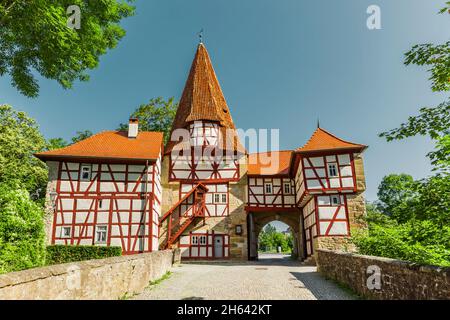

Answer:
[247,210,306,261]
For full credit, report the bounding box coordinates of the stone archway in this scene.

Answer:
[247,210,306,261]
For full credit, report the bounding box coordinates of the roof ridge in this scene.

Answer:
[317,127,365,147]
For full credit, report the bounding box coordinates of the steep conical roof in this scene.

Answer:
[166,43,244,154]
[296,127,367,154]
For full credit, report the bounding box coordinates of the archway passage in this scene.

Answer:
[247,210,306,261]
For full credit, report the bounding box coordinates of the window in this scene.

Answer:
[213,193,227,204]
[199,235,207,245]
[81,165,91,181]
[284,183,291,194]
[264,183,273,194]
[331,195,341,205]
[61,226,71,238]
[98,199,103,209]
[95,225,108,244]
[328,163,338,177]
[192,235,198,245]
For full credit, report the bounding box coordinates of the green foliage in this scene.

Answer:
[0,0,135,97]
[0,104,48,200]
[70,130,93,144]
[46,245,122,265]
[353,175,450,267]
[0,182,46,274]
[45,137,69,151]
[379,101,450,172]
[258,224,293,253]
[404,41,450,92]
[118,97,178,144]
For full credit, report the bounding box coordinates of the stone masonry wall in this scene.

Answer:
[43,161,59,245]
[0,250,180,300]
[317,249,450,300]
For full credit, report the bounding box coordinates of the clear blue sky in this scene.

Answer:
[0,0,448,202]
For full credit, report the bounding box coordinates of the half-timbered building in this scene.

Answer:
[37,42,368,262]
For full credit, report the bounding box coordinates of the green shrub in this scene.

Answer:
[46,245,122,265]
[0,182,46,274]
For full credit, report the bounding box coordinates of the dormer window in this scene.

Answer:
[328,163,338,177]
[81,165,91,181]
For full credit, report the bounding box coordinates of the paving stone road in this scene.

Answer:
[133,254,356,300]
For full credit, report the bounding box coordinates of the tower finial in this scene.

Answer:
[317,118,320,129]
[198,28,204,44]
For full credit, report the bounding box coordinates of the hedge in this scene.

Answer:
[46,245,122,265]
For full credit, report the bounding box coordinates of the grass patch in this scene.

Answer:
[118,272,172,300]
[147,271,172,288]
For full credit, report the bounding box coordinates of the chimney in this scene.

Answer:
[128,118,139,138]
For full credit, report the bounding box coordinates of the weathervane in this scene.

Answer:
[198,28,204,44]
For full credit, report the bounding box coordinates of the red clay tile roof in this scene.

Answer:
[296,128,366,154]
[248,150,293,176]
[166,43,245,154]
[35,131,163,163]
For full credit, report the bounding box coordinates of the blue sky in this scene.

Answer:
[0,0,448,202]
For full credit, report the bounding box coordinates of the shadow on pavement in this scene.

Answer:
[290,271,356,300]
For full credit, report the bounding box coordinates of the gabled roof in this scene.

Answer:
[248,150,293,176]
[166,43,244,154]
[295,127,366,154]
[35,131,163,163]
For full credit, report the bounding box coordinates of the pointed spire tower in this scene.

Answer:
[166,43,244,154]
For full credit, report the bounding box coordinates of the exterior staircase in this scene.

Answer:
[159,183,208,249]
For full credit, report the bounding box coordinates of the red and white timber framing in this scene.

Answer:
[179,183,229,217]
[179,230,230,259]
[301,194,350,257]
[169,121,241,182]
[293,152,358,206]
[246,176,296,211]
[52,156,162,255]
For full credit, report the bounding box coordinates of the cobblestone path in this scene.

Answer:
[133,254,356,300]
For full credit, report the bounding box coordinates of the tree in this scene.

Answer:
[0,181,46,274]
[118,97,178,144]
[379,4,449,173]
[71,130,93,144]
[0,104,48,199]
[0,0,135,97]
[376,174,417,223]
[380,101,450,172]
[46,137,69,151]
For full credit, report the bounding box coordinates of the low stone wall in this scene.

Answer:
[0,250,180,300]
[317,249,450,300]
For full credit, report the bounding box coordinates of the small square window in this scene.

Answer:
[328,164,338,177]
[81,165,91,181]
[61,226,71,238]
[192,235,198,245]
[331,195,341,205]
[221,194,227,203]
[199,235,207,245]
[283,183,291,194]
[95,225,108,244]
[214,194,220,203]
[265,183,273,194]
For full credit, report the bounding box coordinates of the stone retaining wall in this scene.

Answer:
[0,249,180,300]
[317,249,449,300]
